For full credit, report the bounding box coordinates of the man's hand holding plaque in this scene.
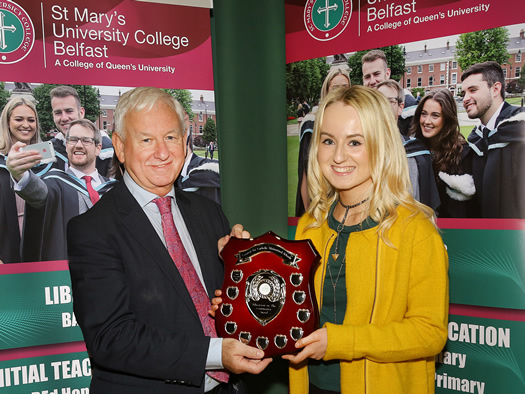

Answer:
[215,231,320,357]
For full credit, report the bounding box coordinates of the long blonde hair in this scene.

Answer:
[306,86,435,243]
[0,97,41,155]
[320,67,351,100]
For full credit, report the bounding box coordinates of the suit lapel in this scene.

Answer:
[116,183,200,321]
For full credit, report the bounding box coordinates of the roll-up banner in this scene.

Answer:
[0,1,214,392]
[285,1,525,393]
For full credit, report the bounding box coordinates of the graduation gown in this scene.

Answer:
[467,103,525,218]
[0,157,21,264]
[403,136,441,211]
[295,116,315,217]
[0,155,53,264]
[435,143,476,218]
[177,153,221,205]
[18,169,117,262]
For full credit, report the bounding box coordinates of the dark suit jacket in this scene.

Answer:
[68,182,230,393]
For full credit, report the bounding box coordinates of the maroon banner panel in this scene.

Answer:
[285,0,524,63]
[0,0,213,89]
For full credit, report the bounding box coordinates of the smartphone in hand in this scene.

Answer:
[20,141,57,164]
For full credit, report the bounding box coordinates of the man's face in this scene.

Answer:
[362,59,391,88]
[378,85,404,117]
[113,102,187,196]
[51,95,85,135]
[66,124,101,172]
[462,73,501,124]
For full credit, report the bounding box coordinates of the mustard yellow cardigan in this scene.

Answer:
[289,206,449,394]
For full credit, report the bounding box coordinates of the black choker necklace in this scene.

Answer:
[339,197,370,210]
[332,197,370,261]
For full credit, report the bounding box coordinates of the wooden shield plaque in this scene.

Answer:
[216,231,320,357]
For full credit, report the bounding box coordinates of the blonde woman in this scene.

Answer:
[284,86,448,394]
[0,97,41,263]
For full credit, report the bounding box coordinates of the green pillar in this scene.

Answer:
[211,1,288,238]
[211,3,289,393]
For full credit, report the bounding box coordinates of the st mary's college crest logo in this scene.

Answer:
[0,1,35,64]
[304,0,352,41]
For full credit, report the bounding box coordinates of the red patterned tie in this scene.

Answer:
[82,176,100,204]
[153,196,229,383]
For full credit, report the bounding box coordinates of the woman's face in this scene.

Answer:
[9,105,37,145]
[328,74,350,92]
[317,101,372,202]
[419,99,444,139]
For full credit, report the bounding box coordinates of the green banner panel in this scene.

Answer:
[0,352,90,393]
[436,315,525,394]
[442,229,525,310]
[0,271,83,350]
[289,224,525,310]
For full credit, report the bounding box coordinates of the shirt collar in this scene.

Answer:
[482,102,505,131]
[70,167,99,181]
[54,132,66,144]
[123,171,175,208]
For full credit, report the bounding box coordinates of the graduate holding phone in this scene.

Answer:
[0,97,43,264]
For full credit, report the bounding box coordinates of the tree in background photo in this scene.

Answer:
[286,57,330,117]
[203,117,217,147]
[0,82,10,111]
[455,27,510,70]
[164,88,195,122]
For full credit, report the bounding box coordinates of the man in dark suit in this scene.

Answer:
[67,87,271,393]
[462,61,525,218]
[7,119,116,262]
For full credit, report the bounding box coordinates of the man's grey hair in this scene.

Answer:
[113,87,186,140]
